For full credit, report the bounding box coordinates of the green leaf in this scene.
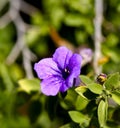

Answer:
[75,30,87,45]
[60,89,78,110]
[75,95,89,110]
[80,75,93,85]
[8,64,24,81]
[79,75,103,95]
[68,111,89,124]
[105,34,119,47]
[31,12,44,26]
[65,0,93,14]
[98,99,108,127]
[0,24,15,61]
[18,78,40,94]
[111,91,120,105]
[50,7,65,28]
[64,14,87,27]
[87,83,103,94]
[0,63,14,92]
[75,86,88,99]
[60,122,79,128]
[26,28,41,46]
[103,48,120,63]
[104,72,120,90]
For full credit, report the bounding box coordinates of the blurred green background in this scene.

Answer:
[0,0,120,128]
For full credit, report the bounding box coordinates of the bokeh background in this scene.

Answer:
[0,0,120,128]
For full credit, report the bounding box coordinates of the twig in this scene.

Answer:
[0,12,11,28]
[0,0,38,78]
[20,0,39,15]
[6,0,26,64]
[22,46,34,79]
[93,0,103,75]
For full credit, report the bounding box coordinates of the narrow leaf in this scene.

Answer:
[98,99,108,127]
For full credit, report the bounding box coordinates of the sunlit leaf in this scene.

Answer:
[31,12,44,26]
[18,78,40,94]
[111,90,120,105]
[26,28,41,46]
[50,7,65,28]
[64,14,87,27]
[80,75,93,85]
[87,83,103,94]
[75,86,88,99]
[75,95,89,110]
[104,72,120,90]
[8,64,24,81]
[65,0,93,14]
[98,99,108,127]
[68,111,89,124]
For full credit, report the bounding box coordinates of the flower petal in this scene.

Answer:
[53,46,72,69]
[34,58,61,79]
[66,53,82,87]
[69,53,82,75]
[60,81,68,92]
[79,48,93,62]
[74,77,81,86]
[66,74,75,88]
[41,76,63,96]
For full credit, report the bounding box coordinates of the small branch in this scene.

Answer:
[2,0,38,78]
[0,12,11,28]
[93,0,103,75]
[6,35,25,64]
[20,0,39,15]
[22,47,34,79]
[6,0,26,64]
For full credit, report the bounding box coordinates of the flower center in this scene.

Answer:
[62,68,70,79]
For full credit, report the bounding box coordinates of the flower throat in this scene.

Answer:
[62,68,70,79]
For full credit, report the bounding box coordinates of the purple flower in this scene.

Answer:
[34,46,82,96]
[79,48,93,66]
